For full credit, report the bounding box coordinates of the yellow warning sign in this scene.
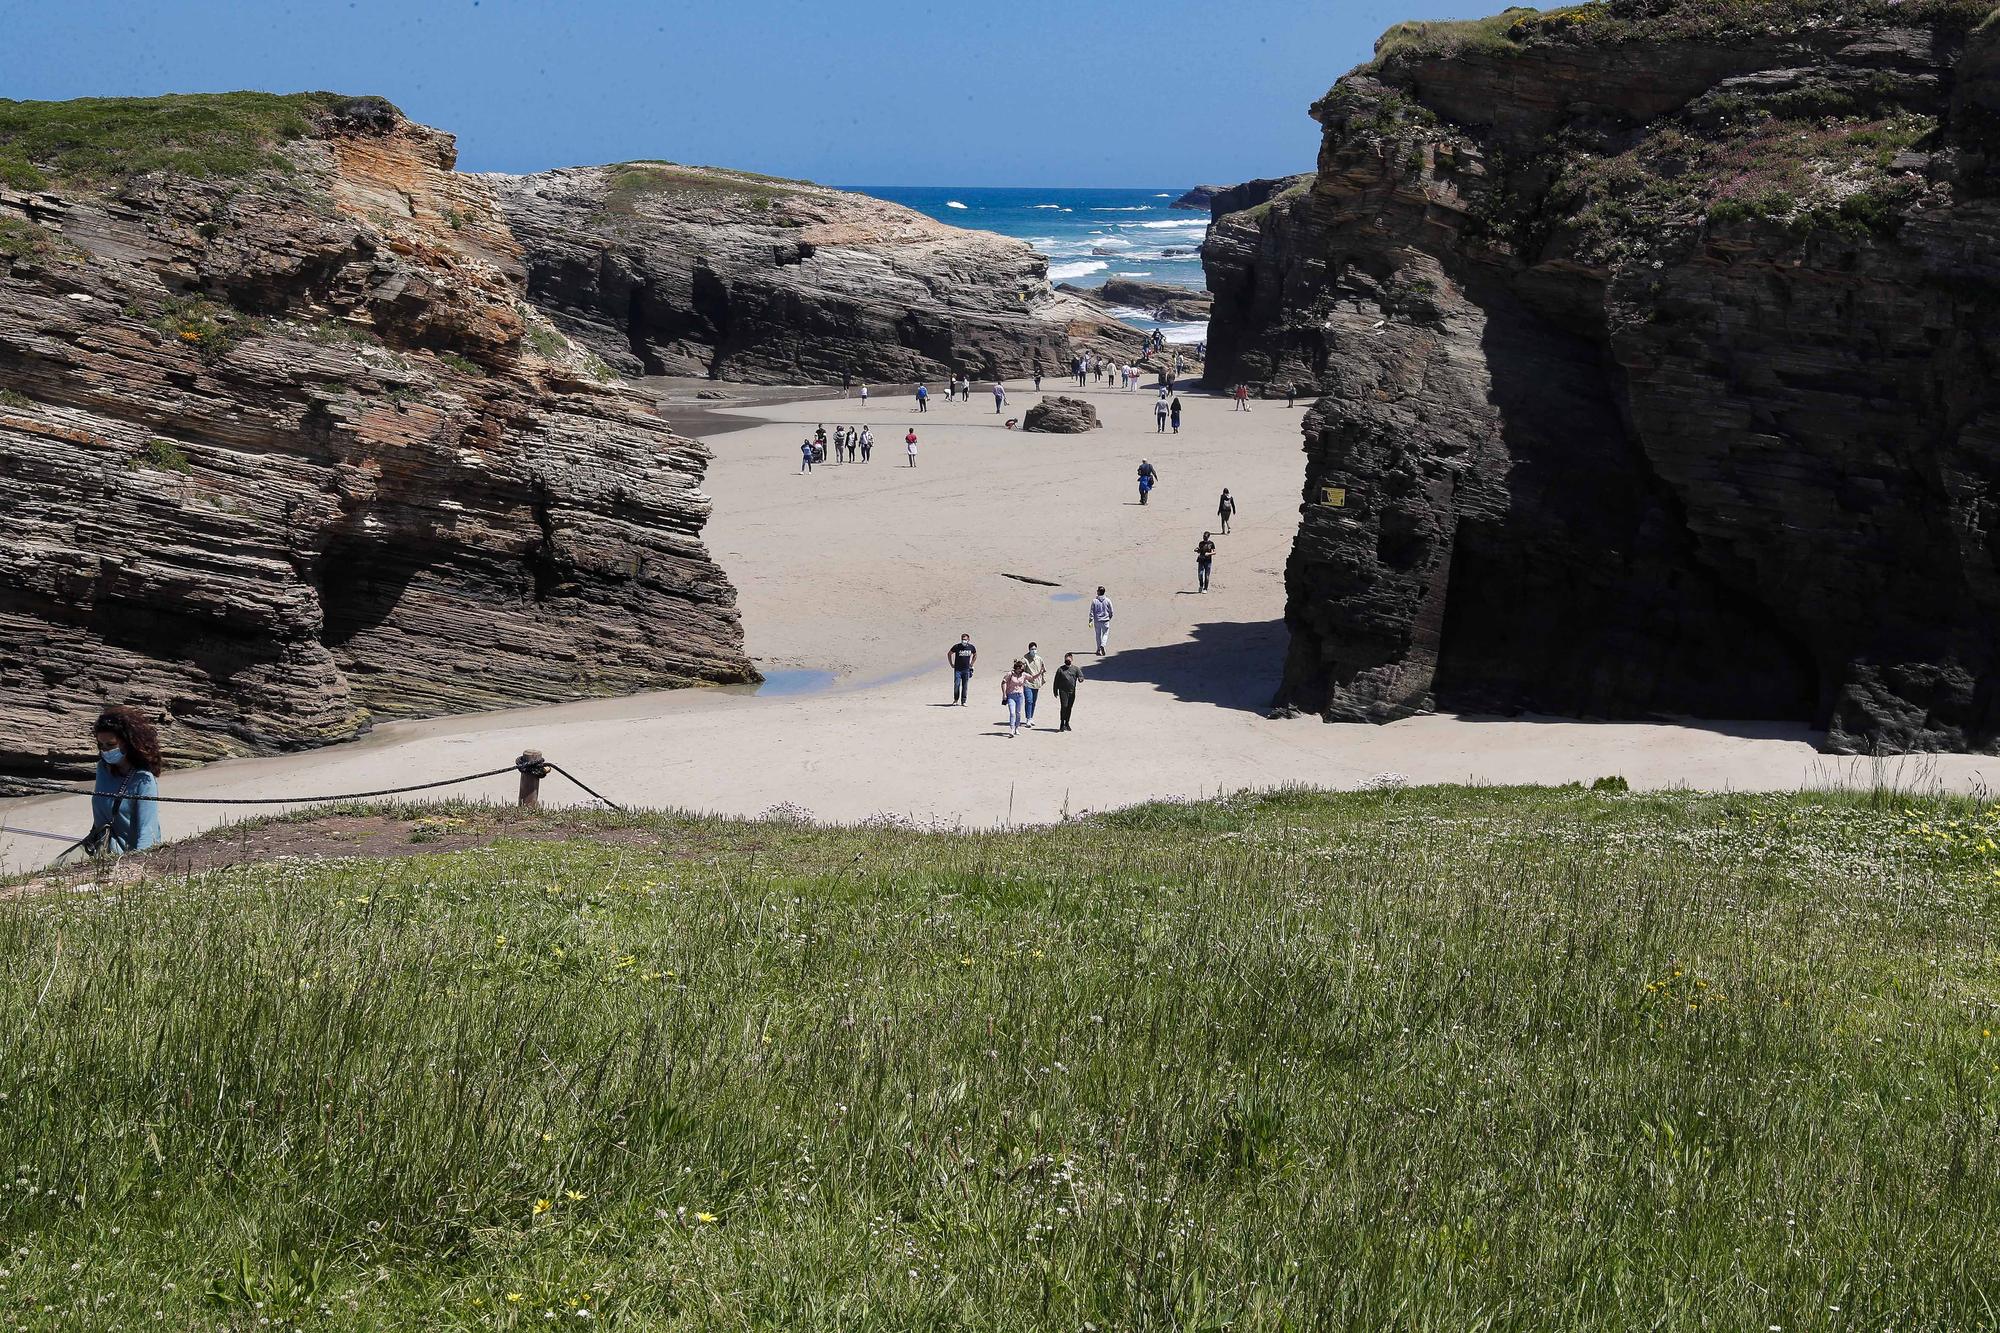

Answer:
[1323,487,1347,507]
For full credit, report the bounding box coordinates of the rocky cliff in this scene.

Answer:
[0,93,752,774]
[1211,0,2000,752]
[488,165,1143,384]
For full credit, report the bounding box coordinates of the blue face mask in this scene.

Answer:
[100,747,124,767]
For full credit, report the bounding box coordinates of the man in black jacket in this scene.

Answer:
[1053,653,1083,732]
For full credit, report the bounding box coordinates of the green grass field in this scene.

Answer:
[3,785,1999,1329]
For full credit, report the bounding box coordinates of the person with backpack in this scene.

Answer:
[1195,531,1216,592]
[1137,459,1159,505]
[915,383,929,412]
[1217,488,1237,534]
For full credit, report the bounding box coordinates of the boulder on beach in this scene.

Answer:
[1097,276,1214,323]
[1022,396,1101,433]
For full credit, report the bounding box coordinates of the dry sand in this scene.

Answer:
[4,379,1992,872]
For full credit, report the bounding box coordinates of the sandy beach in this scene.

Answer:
[4,379,1992,873]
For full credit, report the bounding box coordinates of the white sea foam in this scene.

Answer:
[946,200,968,210]
[1091,206,1153,212]
[1139,218,1208,229]
[1114,271,1154,277]
[1048,259,1109,281]
[1091,238,1133,251]
[1153,192,1171,197]
[1033,203,1064,209]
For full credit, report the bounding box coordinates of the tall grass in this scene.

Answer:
[1,786,1998,1328]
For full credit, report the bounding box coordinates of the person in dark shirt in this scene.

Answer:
[947,634,977,705]
[1053,653,1082,732]
[1196,532,1216,592]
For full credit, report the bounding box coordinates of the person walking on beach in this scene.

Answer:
[1033,364,1043,392]
[1001,659,1029,737]
[1287,384,1297,408]
[800,438,815,473]
[916,383,929,412]
[993,380,1007,414]
[1137,458,1158,505]
[906,429,919,467]
[1217,487,1236,533]
[842,368,852,397]
[860,383,870,407]
[1053,653,1082,731]
[947,633,977,705]
[1022,642,1046,727]
[1153,396,1168,433]
[1234,383,1251,412]
[1089,587,1114,656]
[1170,395,1183,433]
[73,705,163,859]
[860,426,873,462]
[1196,531,1216,592]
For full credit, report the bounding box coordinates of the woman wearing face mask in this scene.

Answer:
[82,705,163,856]
[1022,643,1047,727]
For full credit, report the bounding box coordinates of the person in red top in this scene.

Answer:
[905,429,918,467]
[1233,383,1251,412]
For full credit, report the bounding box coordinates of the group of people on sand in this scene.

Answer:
[801,423,875,470]
[944,594,1105,738]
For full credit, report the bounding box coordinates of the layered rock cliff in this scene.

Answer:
[488,164,1143,384]
[1211,0,2000,752]
[0,94,751,774]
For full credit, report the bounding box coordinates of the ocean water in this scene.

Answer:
[847,186,1212,342]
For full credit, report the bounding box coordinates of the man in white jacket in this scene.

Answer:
[1089,586,1114,657]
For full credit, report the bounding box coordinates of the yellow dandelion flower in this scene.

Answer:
[540,1132,554,1143]
[507,1293,524,1304]
[695,1212,718,1224]
[565,1189,587,1202]
[533,1199,552,1215]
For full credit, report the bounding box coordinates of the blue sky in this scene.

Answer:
[1,0,1480,187]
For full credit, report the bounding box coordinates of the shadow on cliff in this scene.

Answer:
[1081,619,1286,711]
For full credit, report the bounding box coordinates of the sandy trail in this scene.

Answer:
[4,381,1991,872]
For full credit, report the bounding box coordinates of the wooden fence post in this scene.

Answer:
[517,751,544,808]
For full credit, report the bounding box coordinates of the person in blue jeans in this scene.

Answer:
[947,633,977,705]
[82,705,163,857]
[1021,643,1046,726]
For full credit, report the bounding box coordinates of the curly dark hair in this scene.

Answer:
[93,705,163,775]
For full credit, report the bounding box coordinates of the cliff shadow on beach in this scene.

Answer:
[1083,619,1287,711]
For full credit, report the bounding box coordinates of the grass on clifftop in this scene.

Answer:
[4,784,2000,1327]
[0,92,396,190]
[598,162,809,220]
[1373,0,1998,63]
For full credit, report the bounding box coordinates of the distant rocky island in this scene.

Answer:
[1199,0,2000,754]
[0,93,1135,773]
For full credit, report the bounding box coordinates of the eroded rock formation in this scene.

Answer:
[0,94,752,774]
[1022,396,1101,433]
[489,165,1144,384]
[1211,0,2000,752]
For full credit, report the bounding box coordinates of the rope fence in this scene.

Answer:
[0,750,624,813]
